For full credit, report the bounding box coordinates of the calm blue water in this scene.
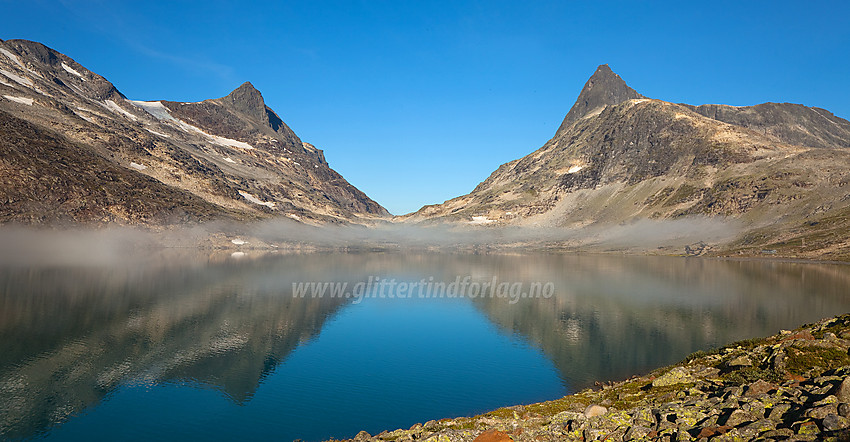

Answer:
[2,252,850,441]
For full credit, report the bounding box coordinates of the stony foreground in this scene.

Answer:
[333,314,850,441]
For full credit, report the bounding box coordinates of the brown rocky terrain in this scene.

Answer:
[335,314,850,441]
[0,39,387,225]
[686,102,850,150]
[402,65,850,261]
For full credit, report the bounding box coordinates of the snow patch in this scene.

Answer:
[567,165,584,174]
[175,118,255,149]
[103,100,138,121]
[73,109,95,123]
[469,216,496,225]
[230,239,247,245]
[129,162,147,170]
[287,213,301,221]
[145,128,169,138]
[61,62,85,79]
[208,133,254,150]
[238,191,275,208]
[3,95,33,105]
[0,69,32,87]
[0,48,25,69]
[223,157,235,163]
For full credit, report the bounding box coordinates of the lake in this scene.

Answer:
[1,251,849,441]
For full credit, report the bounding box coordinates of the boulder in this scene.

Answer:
[584,404,608,418]
[823,413,850,431]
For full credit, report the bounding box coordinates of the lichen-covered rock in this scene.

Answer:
[744,379,777,397]
[727,354,753,367]
[471,429,512,442]
[652,367,694,387]
[631,407,656,428]
[551,410,585,426]
[806,403,838,419]
[720,408,756,427]
[767,402,792,421]
[624,424,652,440]
[353,431,372,441]
[794,419,821,436]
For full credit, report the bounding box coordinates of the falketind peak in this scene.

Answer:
[557,64,645,134]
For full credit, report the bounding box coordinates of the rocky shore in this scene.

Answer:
[333,314,850,441]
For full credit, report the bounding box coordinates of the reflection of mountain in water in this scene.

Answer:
[467,255,850,389]
[0,254,362,439]
[2,252,849,439]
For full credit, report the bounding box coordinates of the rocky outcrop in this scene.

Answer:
[687,102,850,150]
[335,314,850,441]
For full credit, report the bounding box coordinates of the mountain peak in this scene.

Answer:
[230,81,261,96]
[222,81,267,120]
[556,64,644,134]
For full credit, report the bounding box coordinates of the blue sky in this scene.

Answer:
[3,1,849,215]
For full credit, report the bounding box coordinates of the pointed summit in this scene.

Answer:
[556,64,644,134]
[221,81,267,121]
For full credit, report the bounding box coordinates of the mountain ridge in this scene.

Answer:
[0,39,387,225]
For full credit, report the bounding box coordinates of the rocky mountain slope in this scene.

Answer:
[404,65,850,260]
[0,39,387,225]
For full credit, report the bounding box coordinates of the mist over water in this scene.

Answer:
[0,216,741,267]
[1,245,848,441]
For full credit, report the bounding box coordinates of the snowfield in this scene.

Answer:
[130,101,175,121]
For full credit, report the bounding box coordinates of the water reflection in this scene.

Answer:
[466,255,850,387]
[1,252,849,440]
[0,254,353,439]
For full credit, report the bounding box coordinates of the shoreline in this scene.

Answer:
[332,314,850,442]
